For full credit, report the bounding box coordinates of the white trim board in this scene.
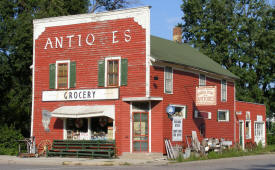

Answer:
[33,6,151,40]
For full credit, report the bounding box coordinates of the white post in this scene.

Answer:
[63,118,67,139]
[88,118,91,139]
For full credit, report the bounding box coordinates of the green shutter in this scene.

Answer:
[185,106,187,119]
[98,60,105,86]
[49,63,56,89]
[70,61,76,88]
[121,59,128,86]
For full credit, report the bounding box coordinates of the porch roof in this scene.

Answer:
[51,105,115,119]
[122,96,163,102]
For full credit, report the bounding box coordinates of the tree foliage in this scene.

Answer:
[90,0,139,13]
[181,0,275,116]
[0,125,24,155]
[0,0,133,137]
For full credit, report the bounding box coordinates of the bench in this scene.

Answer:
[46,140,116,158]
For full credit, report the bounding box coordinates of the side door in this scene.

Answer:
[254,122,265,146]
[239,120,245,150]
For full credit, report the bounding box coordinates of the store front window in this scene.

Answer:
[65,116,114,140]
[91,116,113,140]
[66,118,88,140]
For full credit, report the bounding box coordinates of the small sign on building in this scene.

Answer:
[196,86,217,106]
[172,117,182,141]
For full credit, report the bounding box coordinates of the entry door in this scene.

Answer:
[133,112,148,152]
[239,121,244,149]
[255,122,265,146]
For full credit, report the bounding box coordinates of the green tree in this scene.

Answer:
[0,0,89,137]
[180,0,275,116]
[90,0,139,13]
[0,0,137,137]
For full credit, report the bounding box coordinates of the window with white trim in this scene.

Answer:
[217,110,229,122]
[245,120,251,139]
[97,57,128,87]
[169,105,187,119]
[221,79,227,101]
[164,66,173,94]
[49,60,76,89]
[57,62,69,89]
[199,74,206,86]
[107,59,119,86]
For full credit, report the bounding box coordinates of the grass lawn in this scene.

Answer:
[174,144,275,163]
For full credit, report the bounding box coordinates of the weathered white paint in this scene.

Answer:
[145,8,150,97]
[33,6,151,40]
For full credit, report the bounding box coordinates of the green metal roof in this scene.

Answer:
[150,35,239,79]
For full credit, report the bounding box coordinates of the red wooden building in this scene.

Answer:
[31,6,266,155]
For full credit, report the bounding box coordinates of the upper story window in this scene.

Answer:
[246,120,251,139]
[98,57,128,87]
[245,111,251,139]
[217,110,229,122]
[107,60,119,86]
[57,63,68,88]
[49,60,76,89]
[164,66,173,94]
[199,74,206,86]
[221,79,227,101]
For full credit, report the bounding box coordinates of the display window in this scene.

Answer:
[66,118,88,140]
[91,116,113,140]
[65,116,114,140]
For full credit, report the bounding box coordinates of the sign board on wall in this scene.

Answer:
[172,117,182,141]
[196,86,217,106]
[42,88,119,101]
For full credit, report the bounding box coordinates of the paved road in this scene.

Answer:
[0,154,275,170]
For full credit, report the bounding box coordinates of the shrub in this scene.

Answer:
[176,152,184,162]
[0,125,24,155]
[267,133,275,145]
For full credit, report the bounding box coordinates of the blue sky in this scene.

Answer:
[135,0,274,40]
[138,0,183,40]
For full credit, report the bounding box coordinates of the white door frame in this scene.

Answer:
[239,120,245,150]
[130,101,151,153]
[254,121,265,146]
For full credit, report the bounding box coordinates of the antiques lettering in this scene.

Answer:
[44,29,131,49]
